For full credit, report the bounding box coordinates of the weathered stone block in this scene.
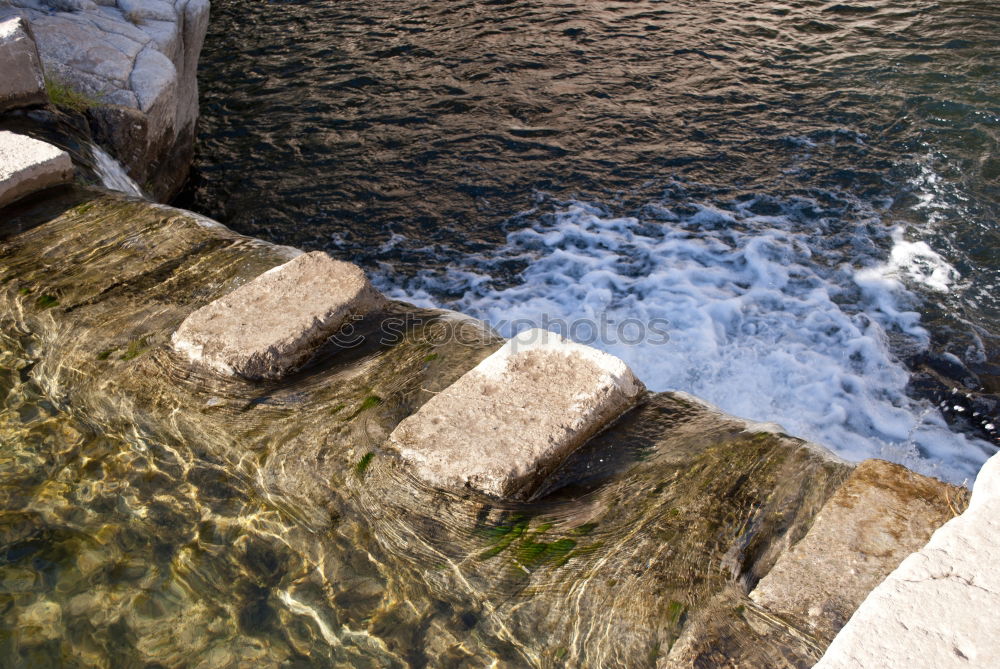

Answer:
[816,452,1000,668]
[749,459,967,644]
[0,16,47,112]
[171,251,386,380]
[0,131,74,209]
[385,328,645,499]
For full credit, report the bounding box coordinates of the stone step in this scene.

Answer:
[815,452,1000,668]
[384,328,645,500]
[0,130,74,209]
[0,16,47,113]
[663,459,968,668]
[171,250,386,380]
[749,459,968,645]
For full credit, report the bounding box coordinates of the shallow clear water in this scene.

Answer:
[0,193,852,666]
[181,0,1000,478]
[1,0,999,666]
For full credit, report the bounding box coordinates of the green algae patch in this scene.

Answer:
[355,452,375,479]
[35,294,60,309]
[45,76,103,113]
[121,337,150,361]
[475,517,580,570]
[343,395,383,421]
[476,516,530,560]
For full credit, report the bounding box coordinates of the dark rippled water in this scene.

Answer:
[182,0,1000,473]
[1,2,998,667]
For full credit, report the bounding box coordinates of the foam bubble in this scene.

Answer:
[856,227,961,294]
[375,195,991,484]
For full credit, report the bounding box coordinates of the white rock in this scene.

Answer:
[0,16,47,112]
[816,450,1000,668]
[385,328,645,499]
[0,131,74,209]
[171,251,386,380]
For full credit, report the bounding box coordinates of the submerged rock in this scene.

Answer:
[749,459,968,643]
[385,328,645,499]
[0,190,853,666]
[171,250,387,380]
[0,190,986,667]
[0,16,47,112]
[662,459,968,668]
[0,130,73,208]
[816,451,1000,668]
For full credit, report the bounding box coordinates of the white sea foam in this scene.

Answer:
[856,228,961,294]
[375,196,991,483]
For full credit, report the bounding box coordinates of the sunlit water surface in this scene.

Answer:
[180,0,1000,475]
[2,0,999,666]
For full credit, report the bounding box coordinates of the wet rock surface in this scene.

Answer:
[750,459,968,644]
[816,451,1000,669]
[0,190,861,666]
[660,460,968,668]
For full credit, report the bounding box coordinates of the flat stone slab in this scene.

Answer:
[171,251,386,380]
[0,131,74,209]
[750,459,967,644]
[0,16,47,112]
[385,328,645,499]
[816,451,1000,668]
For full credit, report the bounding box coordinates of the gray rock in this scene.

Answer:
[171,251,387,380]
[10,0,210,199]
[174,0,208,134]
[40,0,97,12]
[118,0,176,24]
[131,45,176,135]
[749,459,967,644]
[385,328,645,499]
[816,451,1000,668]
[30,13,136,88]
[0,16,47,112]
[0,130,74,209]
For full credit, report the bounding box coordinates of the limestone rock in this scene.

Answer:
[749,459,967,644]
[6,0,211,198]
[172,251,386,380]
[0,130,73,209]
[385,328,645,499]
[816,451,1000,668]
[0,16,46,112]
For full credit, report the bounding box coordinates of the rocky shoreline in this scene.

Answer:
[2,3,999,667]
[0,0,208,199]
